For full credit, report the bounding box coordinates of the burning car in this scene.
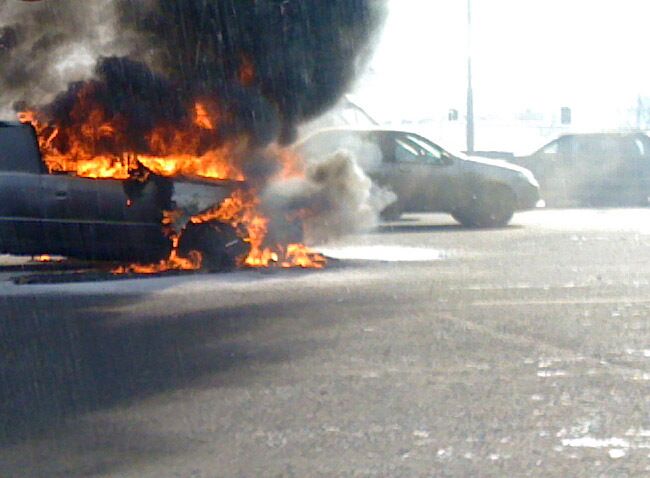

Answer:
[0,120,253,271]
[295,128,541,227]
[0,1,389,271]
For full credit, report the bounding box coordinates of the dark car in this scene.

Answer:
[295,128,540,227]
[508,132,650,207]
[0,121,248,268]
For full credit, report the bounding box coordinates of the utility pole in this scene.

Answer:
[466,0,475,154]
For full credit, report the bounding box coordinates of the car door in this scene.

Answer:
[0,171,43,254]
[384,132,454,212]
[566,134,649,206]
[40,174,110,257]
[605,135,646,206]
[573,135,627,206]
[72,176,169,261]
[570,135,632,206]
[66,176,130,259]
[40,174,167,261]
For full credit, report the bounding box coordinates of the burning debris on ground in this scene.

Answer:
[1,0,388,273]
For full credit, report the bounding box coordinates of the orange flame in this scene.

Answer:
[112,211,202,274]
[21,91,244,182]
[189,189,325,268]
[269,144,306,180]
[193,102,215,130]
[19,90,326,272]
[239,56,255,87]
[33,254,53,262]
[112,236,202,275]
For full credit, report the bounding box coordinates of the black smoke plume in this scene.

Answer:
[2,0,386,151]
[1,0,389,252]
[117,0,384,145]
[0,0,125,116]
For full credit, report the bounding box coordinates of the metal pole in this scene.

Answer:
[466,0,475,154]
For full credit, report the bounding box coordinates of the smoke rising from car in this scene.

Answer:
[2,0,386,149]
[287,130,398,238]
[262,150,396,244]
[0,0,127,117]
[1,0,388,251]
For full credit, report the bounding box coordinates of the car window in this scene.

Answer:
[615,138,640,157]
[407,135,444,163]
[536,137,569,157]
[574,136,618,156]
[542,141,559,155]
[395,138,419,162]
[597,136,620,155]
[395,135,444,165]
[0,125,44,173]
[558,136,576,156]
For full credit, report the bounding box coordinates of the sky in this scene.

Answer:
[353,0,650,127]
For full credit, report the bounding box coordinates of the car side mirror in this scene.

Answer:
[441,151,453,165]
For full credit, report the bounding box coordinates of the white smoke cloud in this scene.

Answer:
[303,150,396,243]
[262,149,396,245]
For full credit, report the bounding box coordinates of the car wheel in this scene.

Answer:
[454,184,516,228]
[179,222,250,271]
[451,210,472,227]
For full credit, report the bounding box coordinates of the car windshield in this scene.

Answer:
[430,138,469,159]
[2,2,650,477]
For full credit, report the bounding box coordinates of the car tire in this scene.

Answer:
[451,210,472,227]
[453,184,516,228]
[179,222,250,271]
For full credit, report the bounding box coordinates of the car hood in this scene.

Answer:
[459,155,531,175]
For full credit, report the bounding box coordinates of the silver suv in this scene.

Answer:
[295,128,540,227]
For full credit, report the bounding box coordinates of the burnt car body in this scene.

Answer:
[0,121,246,267]
[508,132,650,207]
[295,128,540,227]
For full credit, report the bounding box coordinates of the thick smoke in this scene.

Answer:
[0,0,127,117]
[116,0,385,145]
[3,0,385,148]
[1,0,388,249]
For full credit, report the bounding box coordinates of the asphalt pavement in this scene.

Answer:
[2,209,650,477]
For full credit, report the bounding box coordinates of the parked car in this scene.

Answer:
[508,132,650,207]
[295,128,540,227]
[0,121,249,269]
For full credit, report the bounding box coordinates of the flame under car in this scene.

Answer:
[0,121,249,270]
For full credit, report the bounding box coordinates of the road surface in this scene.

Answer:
[2,209,650,477]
